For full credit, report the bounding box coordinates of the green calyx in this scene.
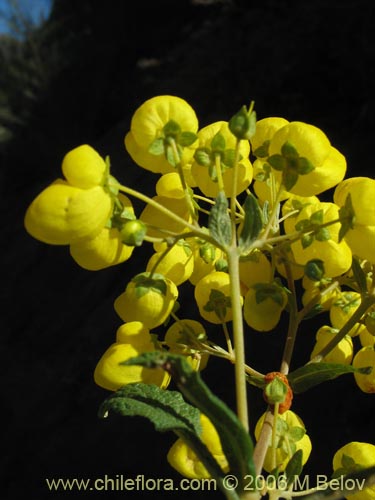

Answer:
[295,209,331,249]
[267,141,315,191]
[194,132,238,183]
[120,219,146,246]
[203,289,232,321]
[132,272,168,298]
[228,102,256,141]
[148,120,197,167]
[304,259,325,281]
[253,282,286,307]
[264,377,288,404]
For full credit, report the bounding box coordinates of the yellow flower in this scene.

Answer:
[333,442,375,500]
[191,121,253,197]
[61,144,107,189]
[334,177,375,226]
[239,250,272,290]
[167,414,229,479]
[254,410,312,473]
[156,172,185,198]
[352,346,375,393]
[24,180,112,245]
[194,271,237,324]
[310,325,353,364]
[285,201,352,278]
[94,322,170,391]
[69,226,134,270]
[302,277,340,311]
[243,282,287,332]
[146,240,194,286]
[130,95,198,151]
[164,319,209,371]
[268,122,346,196]
[114,272,178,329]
[252,158,290,204]
[250,117,290,157]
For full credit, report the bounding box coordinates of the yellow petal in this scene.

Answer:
[61,144,107,188]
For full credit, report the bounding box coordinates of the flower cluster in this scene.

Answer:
[25,95,375,499]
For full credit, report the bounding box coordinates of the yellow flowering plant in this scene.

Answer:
[25,95,375,500]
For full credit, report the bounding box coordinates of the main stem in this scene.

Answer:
[227,247,249,432]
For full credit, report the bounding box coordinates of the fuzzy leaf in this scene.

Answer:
[239,193,263,250]
[209,191,232,246]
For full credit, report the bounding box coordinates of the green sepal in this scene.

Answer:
[203,288,231,321]
[351,256,368,293]
[267,154,286,171]
[120,219,146,246]
[239,192,263,251]
[209,191,232,247]
[194,147,212,167]
[288,362,373,394]
[338,193,356,242]
[253,140,270,158]
[304,259,325,281]
[179,131,197,147]
[148,137,165,156]
[211,132,226,151]
[123,352,256,491]
[283,170,299,191]
[253,282,286,307]
[163,119,181,137]
[285,449,303,487]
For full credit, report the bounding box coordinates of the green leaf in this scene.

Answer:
[285,449,303,487]
[208,191,232,246]
[99,383,201,435]
[148,137,165,156]
[351,256,368,293]
[179,131,197,147]
[288,363,373,394]
[124,352,256,489]
[239,193,263,251]
[98,383,229,490]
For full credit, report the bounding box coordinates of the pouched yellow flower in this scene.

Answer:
[69,226,134,270]
[285,202,352,278]
[243,282,288,332]
[191,121,253,197]
[61,144,107,189]
[268,122,346,196]
[359,327,375,348]
[310,325,353,364]
[255,410,312,473]
[139,195,192,239]
[334,177,375,226]
[24,180,113,245]
[194,271,237,324]
[164,319,209,371]
[114,273,178,329]
[330,292,366,337]
[131,95,198,149]
[341,225,375,264]
[146,240,194,286]
[94,322,170,391]
[239,250,272,290]
[167,413,229,479]
[352,346,375,393]
[250,117,290,157]
[252,158,290,204]
[156,172,185,198]
[333,442,375,500]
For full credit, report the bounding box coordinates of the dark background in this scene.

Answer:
[1,0,375,499]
